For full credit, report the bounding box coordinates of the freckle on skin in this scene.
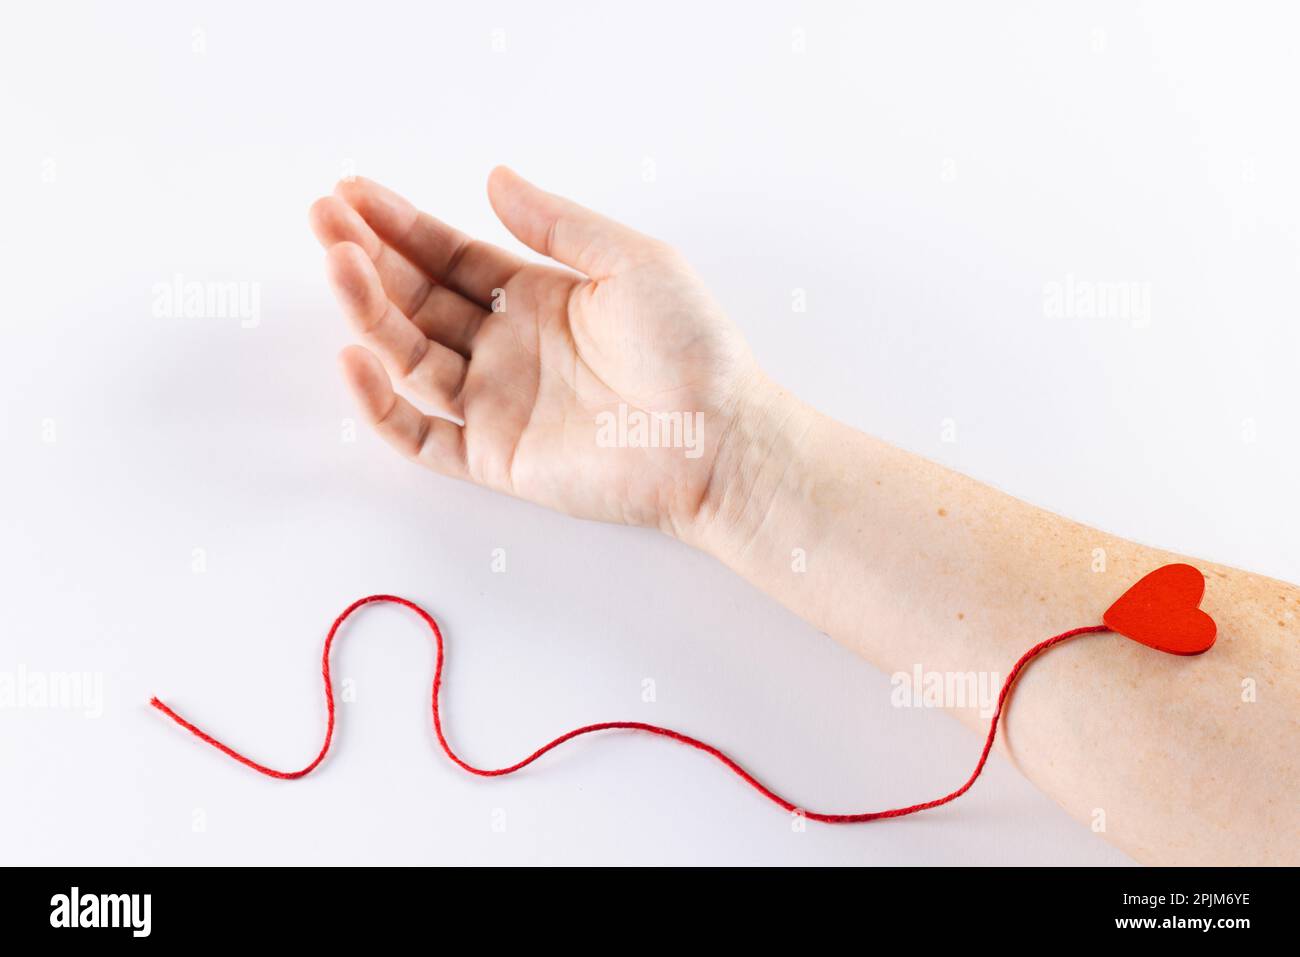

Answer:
[938,508,948,517]
[957,612,965,620]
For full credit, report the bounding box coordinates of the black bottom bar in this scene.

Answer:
[3,865,1282,943]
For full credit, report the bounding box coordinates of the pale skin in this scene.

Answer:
[310,169,1298,865]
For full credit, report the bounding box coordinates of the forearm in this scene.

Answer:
[688,376,1299,864]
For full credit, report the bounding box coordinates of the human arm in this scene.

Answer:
[309,169,1299,864]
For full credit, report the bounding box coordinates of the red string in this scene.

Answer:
[150,595,1108,824]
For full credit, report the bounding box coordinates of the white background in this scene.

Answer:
[2,2,1297,865]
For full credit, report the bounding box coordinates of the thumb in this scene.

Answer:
[487,166,660,278]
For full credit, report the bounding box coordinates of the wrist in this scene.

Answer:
[678,371,820,562]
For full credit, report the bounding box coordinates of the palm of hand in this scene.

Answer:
[310,169,756,534]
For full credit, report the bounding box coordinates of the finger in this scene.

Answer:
[311,195,486,355]
[338,346,466,477]
[309,196,430,317]
[486,166,662,279]
[335,177,525,308]
[326,242,467,419]
[405,284,488,358]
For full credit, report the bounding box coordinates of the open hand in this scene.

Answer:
[309,169,764,537]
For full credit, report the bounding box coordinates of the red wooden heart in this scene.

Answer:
[1103,563,1216,655]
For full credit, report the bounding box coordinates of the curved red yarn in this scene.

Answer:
[150,595,1108,824]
